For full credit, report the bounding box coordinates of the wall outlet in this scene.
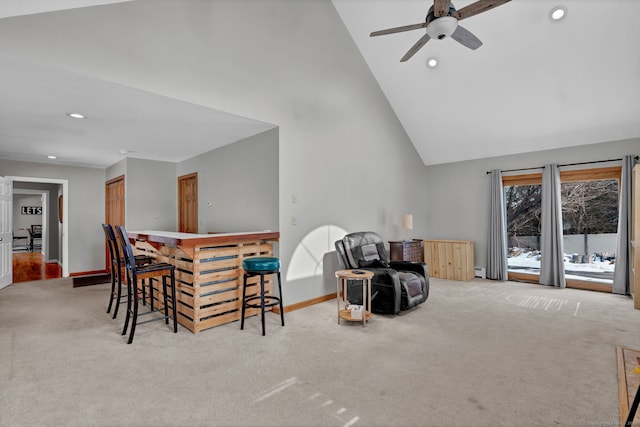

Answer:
[291,216,297,225]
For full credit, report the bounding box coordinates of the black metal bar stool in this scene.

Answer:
[102,224,152,319]
[115,225,178,344]
[240,257,284,336]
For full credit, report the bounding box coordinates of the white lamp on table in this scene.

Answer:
[402,214,413,241]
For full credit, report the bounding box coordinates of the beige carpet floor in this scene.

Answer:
[2,277,640,427]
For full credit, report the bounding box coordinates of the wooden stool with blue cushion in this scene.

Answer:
[240,257,284,336]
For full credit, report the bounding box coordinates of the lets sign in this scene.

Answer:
[21,206,42,215]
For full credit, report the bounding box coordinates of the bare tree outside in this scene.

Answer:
[561,180,618,234]
[505,184,541,245]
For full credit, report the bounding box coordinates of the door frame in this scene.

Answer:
[8,176,69,277]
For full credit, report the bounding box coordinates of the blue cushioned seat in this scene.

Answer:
[242,257,281,272]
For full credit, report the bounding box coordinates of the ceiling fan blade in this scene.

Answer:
[370,22,427,37]
[452,0,511,21]
[400,33,431,62]
[434,0,452,17]
[450,25,483,50]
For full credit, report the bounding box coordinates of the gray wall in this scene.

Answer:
[0,160,105,273]
[424,137,640,271]
[177,128,279,234]
[125,158,177,231]
[106,158,177,231]
[106,159,126,182]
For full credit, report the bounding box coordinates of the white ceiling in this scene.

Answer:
[0,0,276,168]
[0,57,275,168]
[334,0,640,165]
[0,0,639,168]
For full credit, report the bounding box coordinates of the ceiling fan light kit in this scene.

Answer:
[370,0,512,62]
[426,16,457,39]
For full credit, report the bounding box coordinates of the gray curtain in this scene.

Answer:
[613,155,635,295]
[487,169,508,280]
[540,164,566,288]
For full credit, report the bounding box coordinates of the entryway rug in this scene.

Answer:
[617,347,640,426]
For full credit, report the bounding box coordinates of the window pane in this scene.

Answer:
[505,184,542,274]
[561,179,618,283]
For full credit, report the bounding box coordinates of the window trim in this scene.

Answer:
[503,166,621,186]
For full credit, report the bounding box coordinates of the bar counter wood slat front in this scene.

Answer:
[128,230,279,334]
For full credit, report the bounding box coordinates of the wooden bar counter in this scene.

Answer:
[128,230,279,333]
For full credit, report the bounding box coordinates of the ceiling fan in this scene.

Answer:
[370,0,512,62]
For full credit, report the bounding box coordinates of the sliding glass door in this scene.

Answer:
[560,178,618,283]
[505,179,542,276]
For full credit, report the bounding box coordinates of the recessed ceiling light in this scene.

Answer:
[66,112,86,119]
[47,155,57,159]
[427,58,438,68]
[549,6,567,21]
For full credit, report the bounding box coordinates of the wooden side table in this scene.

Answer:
[335,269,373,327]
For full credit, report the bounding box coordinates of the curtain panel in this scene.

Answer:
[540,164,566,288]
[613,155,635,295]
[487,169,508,280]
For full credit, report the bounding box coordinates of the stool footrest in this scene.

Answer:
[244,295,281,309]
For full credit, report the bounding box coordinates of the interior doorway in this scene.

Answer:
[8,176,69,278]
[13,189,48,258]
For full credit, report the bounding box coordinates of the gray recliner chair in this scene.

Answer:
[335,231,429,315]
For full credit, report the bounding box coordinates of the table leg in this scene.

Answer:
[362,278,366,327]
[336,277,341,325]
[367,278,371,325]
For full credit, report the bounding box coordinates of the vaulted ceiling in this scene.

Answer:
[1,0,639,168]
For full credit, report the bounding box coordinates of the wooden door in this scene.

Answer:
[178,173,198,233]
[106,175,125,226]
[0,176,13,289]
[105,176,125,271]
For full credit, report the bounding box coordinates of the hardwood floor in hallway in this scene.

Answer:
[12,252,62,283]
